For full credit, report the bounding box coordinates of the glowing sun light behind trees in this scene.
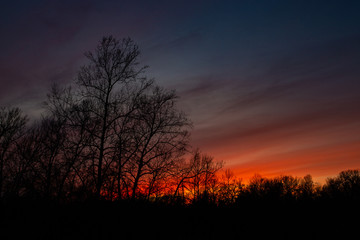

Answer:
[45,36,192,200]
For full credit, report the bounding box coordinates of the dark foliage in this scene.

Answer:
[1,193,359,240]
[1,169,360,240]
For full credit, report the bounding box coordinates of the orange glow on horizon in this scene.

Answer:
[216,139,360,184]
[192,116,360,185]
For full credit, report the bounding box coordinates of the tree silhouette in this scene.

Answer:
[217,169,243,205]
[170,150,222,203]
[323,169,360,200]
[44,36,191,200]
[33,117,66,199]
[76,36,150,199]
[125,86,191,199]
[242,174,317,202]
[298,174,318,201]
[0,107,27,200]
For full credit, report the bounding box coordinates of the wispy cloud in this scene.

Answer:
[185,36,360,182]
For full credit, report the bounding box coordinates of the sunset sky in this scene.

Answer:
[1,0,360,183]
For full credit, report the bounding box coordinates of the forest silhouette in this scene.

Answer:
[0,36,359,239]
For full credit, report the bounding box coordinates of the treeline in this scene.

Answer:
[209,169,360,205]
[1,170,359,240]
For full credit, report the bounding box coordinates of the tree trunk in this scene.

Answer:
[96,90,110,199]
[117,154,122,200]
[0,158,3,200]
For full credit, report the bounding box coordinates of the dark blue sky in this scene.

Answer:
[1,0,360,181]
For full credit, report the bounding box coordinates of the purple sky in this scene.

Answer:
[1,0,360,182]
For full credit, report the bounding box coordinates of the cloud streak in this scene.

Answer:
[185,36,360,182]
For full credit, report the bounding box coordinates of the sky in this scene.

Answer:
[1,0,360,183]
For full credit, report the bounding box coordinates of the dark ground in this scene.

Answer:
[1,199,359,240]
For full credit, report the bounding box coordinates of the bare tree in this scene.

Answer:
[75,36,152,198]
[38,117,67,199]
[126,86,191,198]
[298,174,318,200]
[11,117,67,200]
[0,107,27,199]
[45,36,191,200]
[323,169,360,200]
[217,169,243,205]
[44,36,152,199]
[46,85,98,200]
[171,149,222,202]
